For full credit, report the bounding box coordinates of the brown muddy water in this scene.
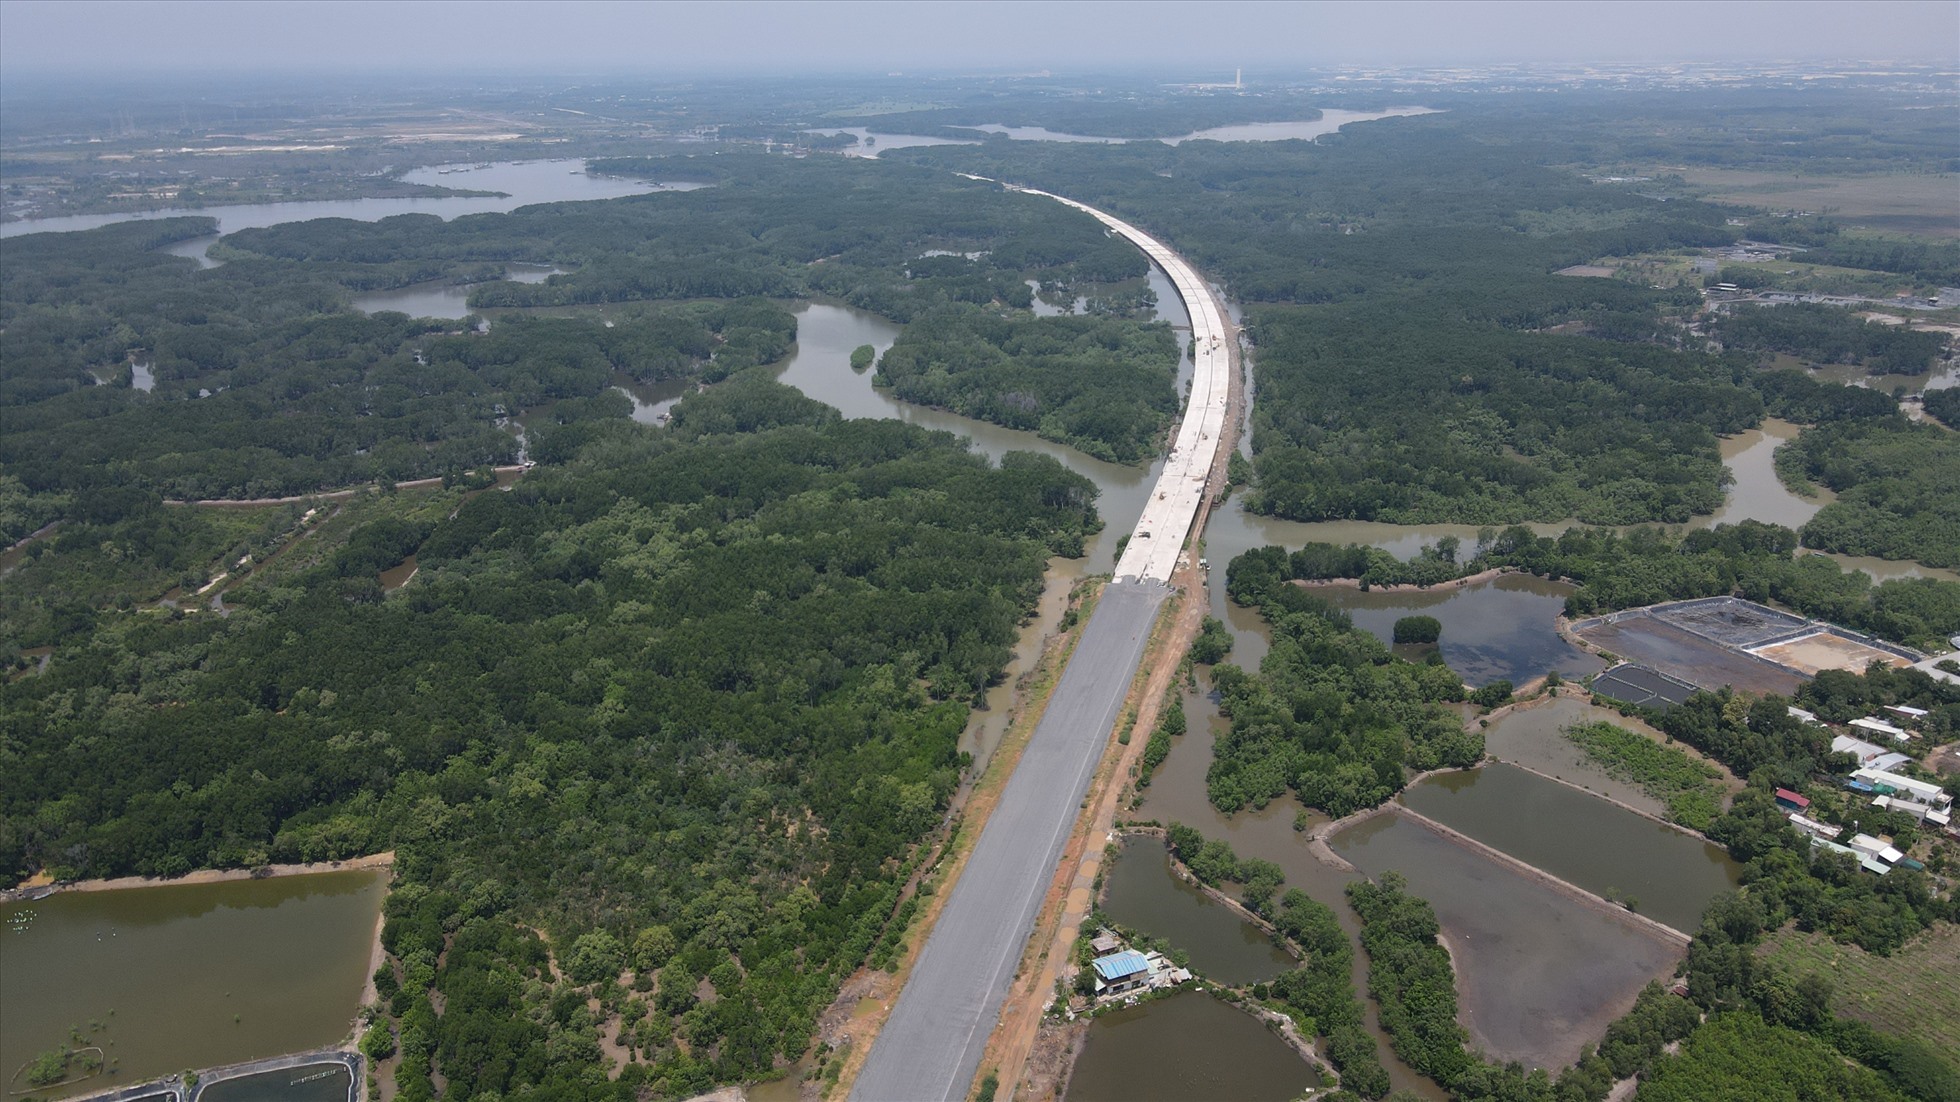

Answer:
[1064,991,1319,1102]
[1400,763,1741,935]
[378,554,418,591]
[1134,685,1446,1100]
[1331,813,1684,1072]
[1099,837,1294,986]
[0,871,385,1099]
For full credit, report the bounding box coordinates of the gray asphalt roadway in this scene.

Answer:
[851,579,1169,1102]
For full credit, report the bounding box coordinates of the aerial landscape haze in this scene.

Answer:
[2,3,1958,1102]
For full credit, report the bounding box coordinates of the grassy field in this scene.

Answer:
[1670,168,1960,238]
[1757,922,1960,1058]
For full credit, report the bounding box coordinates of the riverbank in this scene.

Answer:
[2,852,395,903]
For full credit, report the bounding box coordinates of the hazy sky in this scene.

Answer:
[3,0,1956,77]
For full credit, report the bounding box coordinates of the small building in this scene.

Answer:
[1789,706,1822,726]
[1787,813,1839,841]
[1884,705,1930,723]
[1873,795,1953,828]
[1852,768,1951,810]
[1831,734,1889,765]
[1847,833,1905,866]
[1850,717,1912,744]
[1811,836,1890,875]
[1089,929,1124,956]
[1092,950,1152,995]
[1775,788,1810,812]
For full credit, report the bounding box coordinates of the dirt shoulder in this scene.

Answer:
[980,283,1246,1102]
[823,578,1101,1101]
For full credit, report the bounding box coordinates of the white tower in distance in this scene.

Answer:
[1236,67,1243,90]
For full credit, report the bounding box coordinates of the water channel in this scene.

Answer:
[350,263,563,319]
[0,870,386,1100]
[1064,991,1319,1102]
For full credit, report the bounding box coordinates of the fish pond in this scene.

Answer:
[1064,991,1319,1102]
[1,870,385,1099]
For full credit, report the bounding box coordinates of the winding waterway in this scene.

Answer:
[1,160,691,242]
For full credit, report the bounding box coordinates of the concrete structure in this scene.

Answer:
[853,186,1232,1102]
[1011,188,1233,585]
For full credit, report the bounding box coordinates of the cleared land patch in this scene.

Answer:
[1748,631,1914,677]
[1672,168,1960,237]
[1756,923,1960,1061]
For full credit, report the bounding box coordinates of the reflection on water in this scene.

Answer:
[1100,837,1294,986]
[973,108,1438,147]
[1312,574,1602,688]
[1065,991,1318,1102]
[1165,108,1441,144]
[0,871,385,1099]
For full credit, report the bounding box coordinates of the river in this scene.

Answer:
[351,262,563,318]
[0,870,386,1100]
[0,160,701,260]
[815,108,1439,158]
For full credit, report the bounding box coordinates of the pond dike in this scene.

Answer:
[1353,804,1692,948]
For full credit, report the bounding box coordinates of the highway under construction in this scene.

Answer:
[851,188,1236,1102]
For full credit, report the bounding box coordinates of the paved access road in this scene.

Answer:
[853,187,1231,1102]
[851,579,1168,1102]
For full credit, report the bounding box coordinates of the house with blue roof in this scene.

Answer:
[1091,949,1152,995]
